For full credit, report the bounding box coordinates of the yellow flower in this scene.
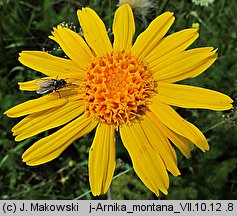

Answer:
[5,4,233,196]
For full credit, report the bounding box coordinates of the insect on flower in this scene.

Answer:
[35,77,79,96]
[36,78,67,94]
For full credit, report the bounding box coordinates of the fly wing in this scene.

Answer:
[35,79,53,88]
[35,79,46,86]
[36,86,54,94]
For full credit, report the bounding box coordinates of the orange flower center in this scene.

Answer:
[82,51,155,126]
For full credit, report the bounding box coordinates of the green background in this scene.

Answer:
[0,0,236,199]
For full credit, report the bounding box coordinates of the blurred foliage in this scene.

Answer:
[0,0,236,200]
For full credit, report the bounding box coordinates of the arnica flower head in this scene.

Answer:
[5,4,233,196]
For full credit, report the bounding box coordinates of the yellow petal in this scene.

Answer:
[49,26,94,69]
[19,51,85,78]
[113,4,135,52]
[89,123,116,196]
[149,101,209,151]
[12,101,85,141]
[152,47,217,83]
[156,83,233,111]
[166,131,194,159]
[4,92,80,118]
[22,115,98,166]
[145,111,194,158]
[146,28,199,66]
[131,12,175,59]
[18,79,38,91]
[119,124,169,195]
[140,115,180,176]
[77,7,113,57]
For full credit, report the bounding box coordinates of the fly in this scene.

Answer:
[36,78,68,95]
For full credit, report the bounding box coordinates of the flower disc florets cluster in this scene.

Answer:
[82,51,155,126]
